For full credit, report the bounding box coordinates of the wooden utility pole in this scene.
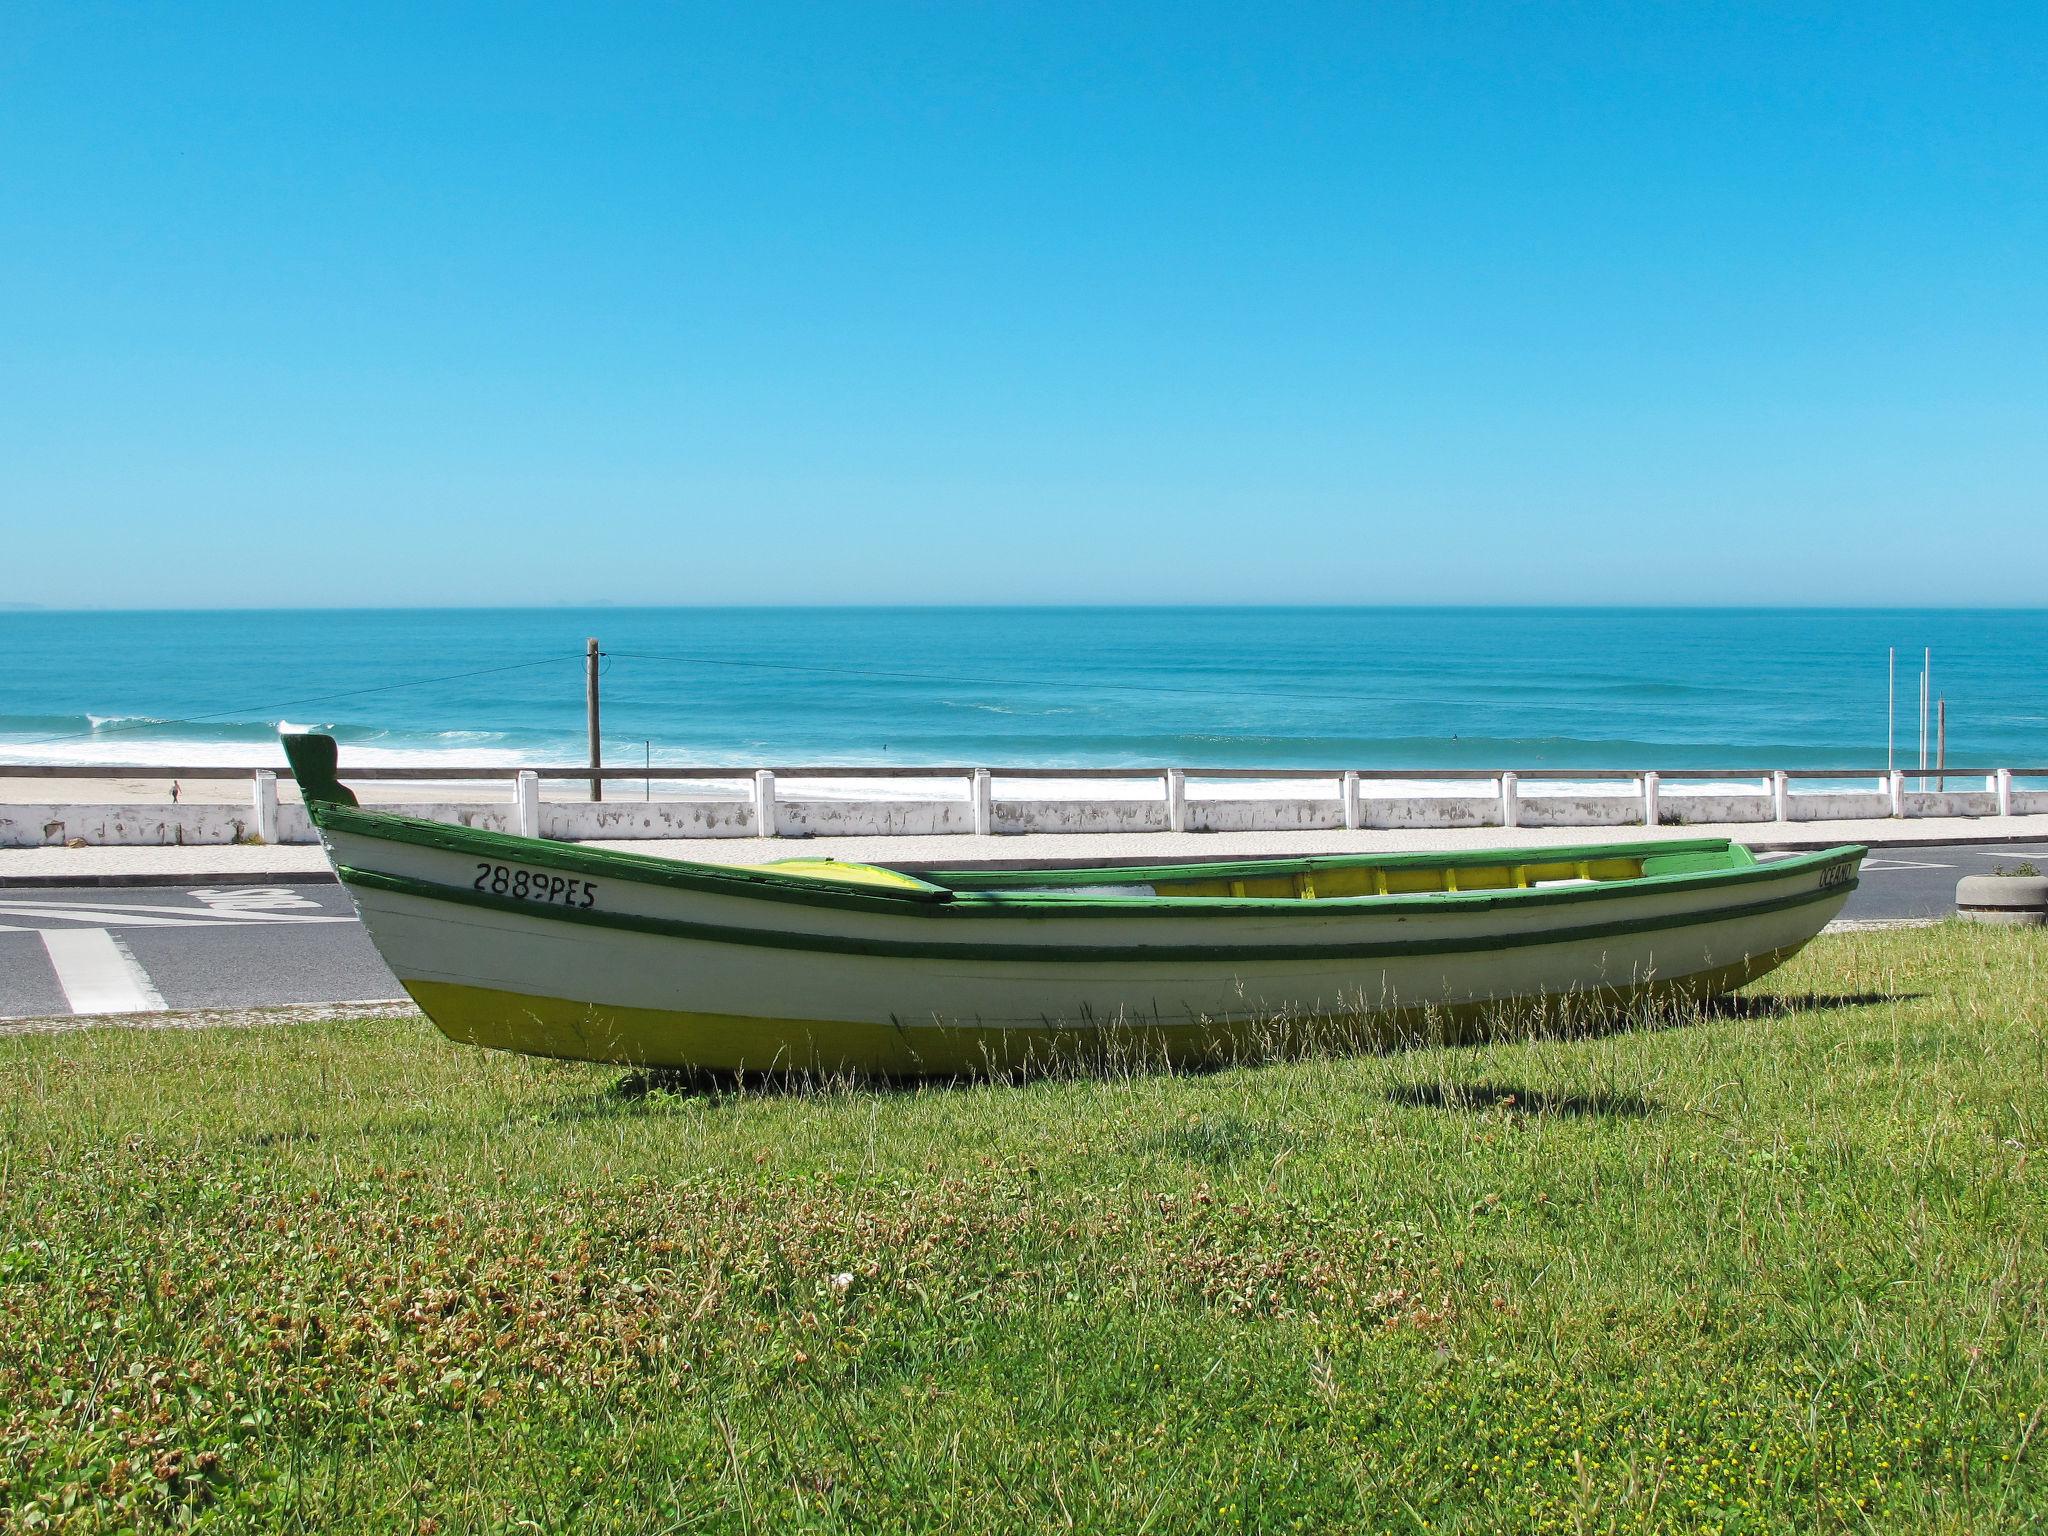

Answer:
[586,637,603,802]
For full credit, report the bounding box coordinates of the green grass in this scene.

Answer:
[2,926,2044,1533]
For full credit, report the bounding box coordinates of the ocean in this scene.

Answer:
[2,607,2042,772]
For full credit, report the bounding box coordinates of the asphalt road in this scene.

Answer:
[0,883,400,1019]
[1836,841,2048,919]
[3,842,2045,1022]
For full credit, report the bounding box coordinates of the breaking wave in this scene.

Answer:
[0,713,547,770]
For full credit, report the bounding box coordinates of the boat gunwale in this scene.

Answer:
[335,860,1857,964]
[312,801,1863,919]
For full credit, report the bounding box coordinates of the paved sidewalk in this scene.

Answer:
[6,813,2047,884]
[0,844,337,885]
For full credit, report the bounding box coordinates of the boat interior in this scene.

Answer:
[751,841,1764,903]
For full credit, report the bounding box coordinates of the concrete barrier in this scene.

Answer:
[4,767,2046,847]
[994,798,1167,835]
[1517,794,1652,829]
[1957,873,2048,926]
[1186,797,1344,833]
[1363,795,1500,830]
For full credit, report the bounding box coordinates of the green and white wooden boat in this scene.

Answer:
[285,735,1864,1077]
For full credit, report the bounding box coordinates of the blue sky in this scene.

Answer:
[3,3,2042,608]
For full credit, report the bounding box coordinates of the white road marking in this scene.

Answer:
[142,906,353,924]
[38,928,168,1015]
[0,900,351,928]
[190,887,324,911]
[0,905,240,928]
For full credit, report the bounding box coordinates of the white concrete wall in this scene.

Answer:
[1785,792,1892,821]
[1655,793,1773,825]
[0,801,494,848]
[1363,795,1500,829]
[1,804,270,848]
[993,798,1169,834]
[1517,795,1646,828]
[781,799,969,837]
[1904,791,1999,818]
[538,801,772,840]
[1187,797,1345,833]
[5,780,2047,847]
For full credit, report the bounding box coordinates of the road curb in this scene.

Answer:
[0,871,340,889]
[1,998,414,1034]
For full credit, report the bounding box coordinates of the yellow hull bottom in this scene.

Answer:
[404,946,1802,1077]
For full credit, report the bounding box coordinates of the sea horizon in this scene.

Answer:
[6,601,2047,614]
[7,605,2044,772]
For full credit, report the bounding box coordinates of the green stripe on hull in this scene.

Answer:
[340,863,1853,963]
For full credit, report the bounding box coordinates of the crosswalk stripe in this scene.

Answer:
[38,928,168,1015]
[0,906,251,928]
[0,904,352,929]
[0,899,329,922]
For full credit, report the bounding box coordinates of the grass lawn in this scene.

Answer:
[2,925,2044,1533]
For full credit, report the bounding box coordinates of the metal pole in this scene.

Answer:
[1937,699,1946,791]
[1887,647,1894,771]
[586,637,603,802]
[1922,647,1931,775]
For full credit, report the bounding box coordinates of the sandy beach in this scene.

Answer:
[0,775,508,807]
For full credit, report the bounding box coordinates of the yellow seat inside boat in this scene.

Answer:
[747,858,950,894]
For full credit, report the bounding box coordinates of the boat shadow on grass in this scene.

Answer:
[1703,990,1920,1019]
[524,1066,932,1125]
[1385,993,1919,1121]
[600,1065,955,1106]
[1386,1082,1658,1119]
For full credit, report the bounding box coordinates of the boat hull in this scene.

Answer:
[316,812,1861,1075]
[398,946,1804,1076]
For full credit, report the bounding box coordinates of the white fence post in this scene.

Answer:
[1166,769,1188,833]
[972,768,993,836]
[1499,772,1520,829]
[515,771,540,838]
[1640,772,1661,827]
[753,770,778,837]
[1996,768,2014,817]
[1341,771,1361,831]
[251,771,279,844]
[1771,770,1790,823]
[1888,769,1906,818]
